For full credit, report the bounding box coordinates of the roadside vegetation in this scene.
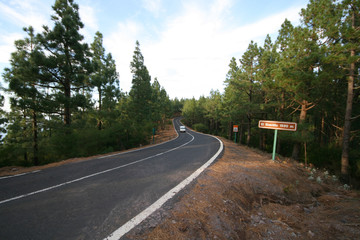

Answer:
[182,0,360,186]
[0,0,358,188]
[0,0,183,168]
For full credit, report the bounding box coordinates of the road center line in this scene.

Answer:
[0,133,194,206]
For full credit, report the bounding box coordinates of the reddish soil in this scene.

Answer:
[128,138,360,240]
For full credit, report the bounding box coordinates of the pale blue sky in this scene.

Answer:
[0,0,309,103]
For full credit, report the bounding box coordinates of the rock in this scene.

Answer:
[308,230,315,237]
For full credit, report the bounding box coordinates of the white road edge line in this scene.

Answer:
[98,118,181,159]
[0,170,41,180]
[0,119,180,180]
[0,133,194,206]
[104,135,224,240]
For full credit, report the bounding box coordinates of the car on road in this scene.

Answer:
[180,126,186,133]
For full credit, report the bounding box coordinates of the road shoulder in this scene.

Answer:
[127,137,360,240]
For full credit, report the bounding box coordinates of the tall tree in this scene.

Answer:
[129,41,152,123]
[37,0,92,126]
[205,90,222,134]
[0,93,7,142]
[301,0,360,180]
[238,41,261,145]
[151,78,171,129]
[274,19,326,160]
[90,31,120,129]
[2,26,43,165]
[223,57,243,140]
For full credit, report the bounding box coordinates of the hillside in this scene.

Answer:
[128,136,360,239]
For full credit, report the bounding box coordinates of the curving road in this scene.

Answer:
[0,118,223,240]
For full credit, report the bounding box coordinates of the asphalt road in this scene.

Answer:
[0,118,223,240]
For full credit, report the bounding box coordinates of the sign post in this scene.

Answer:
[258,120,297,160]
[152,127,156,144]
[233,125,239,143]
[272,129,278,160]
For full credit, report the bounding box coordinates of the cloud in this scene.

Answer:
[0,0,305,101]
[142,0,163,16]
[104,20,144,93]
[0,1,52,64]
[142,2,303,99]
[0,1,50,32]
[101,0,304,99]
[0,33,24,63]
[79,4,99,42]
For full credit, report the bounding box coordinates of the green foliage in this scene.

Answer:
[193,123,209,133]
[308,145,342,173]
[36,0,92,126]
[0,0,174,169]
[182,0,360,184]
[129,41,153,123]
[0,93,7,141]
[90,31,120,130]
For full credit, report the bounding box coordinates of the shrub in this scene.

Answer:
[193,123,209,133]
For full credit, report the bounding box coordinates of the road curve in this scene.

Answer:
[0,118,223,240]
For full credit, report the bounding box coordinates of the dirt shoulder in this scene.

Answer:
[0,123,178,177]
[129,138,360,240]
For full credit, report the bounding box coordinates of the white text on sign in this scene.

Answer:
[258,120,297,131]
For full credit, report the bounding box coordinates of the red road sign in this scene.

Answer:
[233,125,239,132]
[258,120,297,131]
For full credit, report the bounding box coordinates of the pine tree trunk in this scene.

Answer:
[64,80,71,126]
[228,121,233,140]
[320,113,325,146]
[98,87,102,130]
[239,121,243,144]
[341,9,356,182]
[341,48,355,181]
[246,114,251,146]
[32,110,39,166]
[292,101,307,160]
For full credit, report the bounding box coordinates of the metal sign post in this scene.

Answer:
[233,125,238,143]
[272,129,278,160]
[152,127,156,144]
[258,120,297,160]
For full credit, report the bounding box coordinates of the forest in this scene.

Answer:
[0,0,183,167]
[182,0,360,185]
[0,0,359,186]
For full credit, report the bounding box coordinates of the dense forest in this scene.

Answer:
[0,0,183,167]
[0,0,359,186]
[182,0,360,185]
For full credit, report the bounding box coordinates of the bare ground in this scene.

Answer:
[127,138,360,239]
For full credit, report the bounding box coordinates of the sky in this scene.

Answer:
[0,0,309,104]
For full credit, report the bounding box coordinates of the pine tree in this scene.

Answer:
[301,0,360,180]
[90,31,120,129]
[238,41,261,146]
[223,57,243,141]
[2,26,43,165]
[274,19,326,160]
[129,41,153,123]
[0,93,7,142]
[37,0,92,126]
